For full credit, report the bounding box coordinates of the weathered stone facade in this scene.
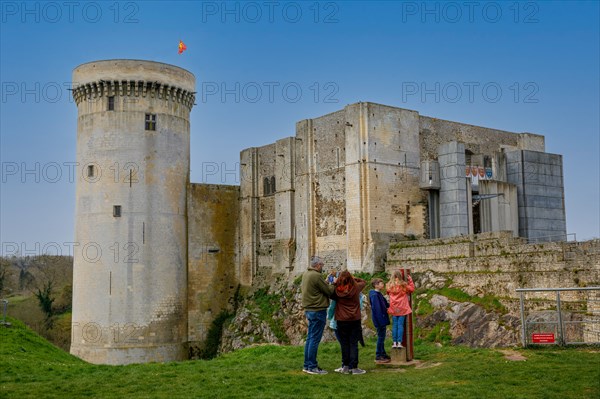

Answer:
[240,102,568,280]
[187,184,239,346]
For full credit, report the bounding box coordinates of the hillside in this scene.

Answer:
[0,256,73,351]
[1,317,598,399]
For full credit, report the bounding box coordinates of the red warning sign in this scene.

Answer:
[532,333,555,343]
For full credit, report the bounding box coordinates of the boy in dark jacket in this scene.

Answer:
[369,278,391,362]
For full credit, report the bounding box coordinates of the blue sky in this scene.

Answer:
[1,1,599,256]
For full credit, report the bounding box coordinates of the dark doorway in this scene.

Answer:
[472,200,481,234]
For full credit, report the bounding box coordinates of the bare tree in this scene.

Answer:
[0,258,8,296]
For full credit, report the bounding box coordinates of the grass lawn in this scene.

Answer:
[1,317,598,399]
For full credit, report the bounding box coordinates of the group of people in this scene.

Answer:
[301,256,414,375]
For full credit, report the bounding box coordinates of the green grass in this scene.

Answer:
[421,321,453,345]
[414,284,507,315]
[438,287,507,313]
[1,317,599,399]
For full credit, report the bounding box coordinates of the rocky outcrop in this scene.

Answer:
[220,285,307,352]
[220,307,281,351]
[419,294,520,347]
[219,281,520,354]
[220,284,375,354]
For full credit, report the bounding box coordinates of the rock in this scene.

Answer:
[417,271,447,290]
[418,297,520,347]
[430,294,449,308]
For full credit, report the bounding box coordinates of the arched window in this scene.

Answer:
[263,176,276,196]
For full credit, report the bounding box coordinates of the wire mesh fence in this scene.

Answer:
[517,287,600,346]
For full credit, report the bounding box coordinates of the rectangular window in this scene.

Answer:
[87,164,94,178]
[113,205,122,217]
[108,96,115,111]
[145,113,156,131]
[263,175,276,196]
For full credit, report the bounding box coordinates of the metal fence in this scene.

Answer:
[517,287,600,347]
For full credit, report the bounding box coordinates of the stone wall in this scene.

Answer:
[438,141,469,237]
[187,183,239,345]
[387,231,599,301]
[359,103,426,272]
[419,116,545,161]
[506,150,567,242]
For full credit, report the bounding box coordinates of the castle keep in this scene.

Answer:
[71,60,568,364]
[71,60,195,364]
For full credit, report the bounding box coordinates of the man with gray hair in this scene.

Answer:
[301,255,334,374]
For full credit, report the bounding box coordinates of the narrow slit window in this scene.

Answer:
[145,113,156,131]
[108,96,115,111]
[87,164,94,178]
[113,205,122,217]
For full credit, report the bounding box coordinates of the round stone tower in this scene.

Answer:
[71,60,195,364]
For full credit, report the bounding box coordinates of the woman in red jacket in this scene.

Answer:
[386,271,415,348]
[333,271,367,375]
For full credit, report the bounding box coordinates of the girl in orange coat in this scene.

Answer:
[386,271,415,348]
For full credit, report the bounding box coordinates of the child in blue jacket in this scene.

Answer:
[369,278,391,362]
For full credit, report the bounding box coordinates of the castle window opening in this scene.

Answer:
[87,164,94,178]
[113,205,122,217]
[263,176,276,196]
[484,155,492,168]
[108,96,115,111]
[145,113,156,131]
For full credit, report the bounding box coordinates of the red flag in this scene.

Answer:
[178,40,187,54]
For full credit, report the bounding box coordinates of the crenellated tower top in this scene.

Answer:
[72,59,195,110]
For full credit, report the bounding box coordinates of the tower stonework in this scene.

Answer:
[71,60,195,364]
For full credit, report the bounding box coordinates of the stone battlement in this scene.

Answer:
[387,232,600,300]
[72,59,196,109]
[72,80,195,109]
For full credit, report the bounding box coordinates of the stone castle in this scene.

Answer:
[70,60,570,364]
